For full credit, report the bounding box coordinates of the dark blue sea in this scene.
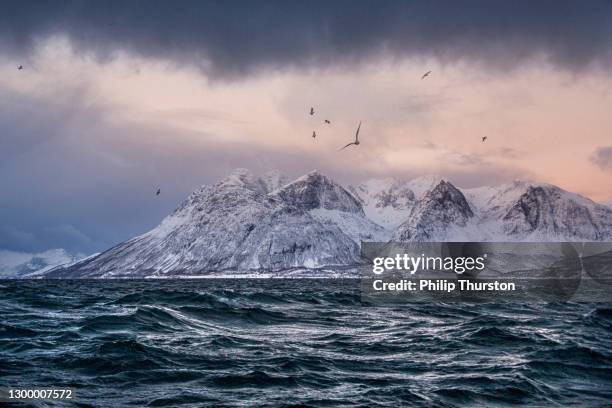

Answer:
[1,279,611,407]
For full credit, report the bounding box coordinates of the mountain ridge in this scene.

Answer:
[45,169,612,278]
[0,249,86,278]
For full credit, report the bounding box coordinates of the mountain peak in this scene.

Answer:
[500,183,612,239]
[406,174,446,199]
[410,174,445,184]
[217,168,276,195]
[273,171,364,214]
[347,174,450,230]
[228,167,255,178]
[393,179,473,241]
[299,170,326,182]
[261,170,289,193]
[221,168,258,187]
[427,180,472,208]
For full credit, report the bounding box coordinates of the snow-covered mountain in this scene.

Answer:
[0,249,85,278]
[464,180,612,241]
[45,170,612,278]
[47,170,385,278]
[347,175,440,229]
[393,180,474,241]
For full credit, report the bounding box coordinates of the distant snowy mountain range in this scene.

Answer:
[41,169,612,278]
[0,249,86,278]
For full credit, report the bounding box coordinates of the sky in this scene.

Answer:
[1,1,612,254]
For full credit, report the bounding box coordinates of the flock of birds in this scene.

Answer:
[309,105,361,150]
[15,66,489,196]
[307,70,489,153]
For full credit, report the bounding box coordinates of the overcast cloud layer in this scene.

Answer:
[2,1,612,77]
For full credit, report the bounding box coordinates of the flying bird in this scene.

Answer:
[482,136,488,142]
[310,107,315,116]
[156,188,161,196]
[339,121,361,150]
[17,65,23,70]
[324,119,331,124]
[421,70,431,79]
[312,131,316,139]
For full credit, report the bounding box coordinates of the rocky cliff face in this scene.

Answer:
[393,181,474,241]
[272,171,364,214]
[501,185,612,240]
[463,180,612,241]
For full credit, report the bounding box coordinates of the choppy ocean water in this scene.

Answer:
[1,279,611,407]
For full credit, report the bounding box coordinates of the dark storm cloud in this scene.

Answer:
[2,0,612,77]
[591,146,612,171]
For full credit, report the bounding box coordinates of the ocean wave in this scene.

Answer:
[0,279,611,407]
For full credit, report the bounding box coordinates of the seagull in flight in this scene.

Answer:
[17,65,23,70]
[156,188,161,196]
[310,107,315,116]
[339,121,361,150]
[482,136,488,142]
[324,119,331,124]
[312,131,316,139]
[421,70,431,80]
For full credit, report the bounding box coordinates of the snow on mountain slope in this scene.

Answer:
[275,171,389,242]
[41,170,612,278]
[273,171,364,214]
[500,184,612,240]
[349,179,414,229]
[393,180,475,241]
[464,180,532,218]
[463,181,612,241]
[357,176,612,242]
[347,174,445,230]
[261,169,289,193]
[47,170,380,278]
[309,209,389,243]
[404,174,444,199]
[0,249,85,278]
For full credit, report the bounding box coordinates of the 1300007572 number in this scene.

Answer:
[1,388,74,401]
